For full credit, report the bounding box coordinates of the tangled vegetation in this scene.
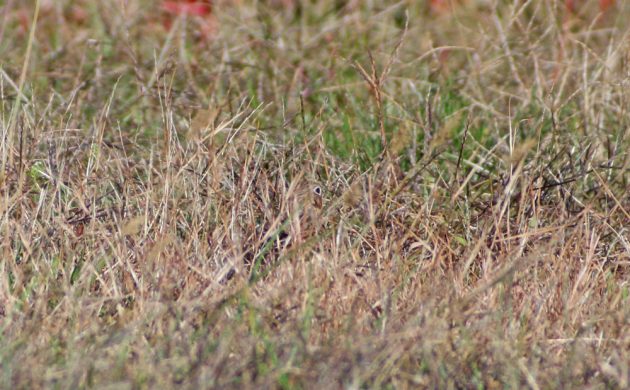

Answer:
[0,0,628,388]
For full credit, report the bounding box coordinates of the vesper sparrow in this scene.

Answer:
[286,177,324,243]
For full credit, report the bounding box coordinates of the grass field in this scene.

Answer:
[1,0,629,388]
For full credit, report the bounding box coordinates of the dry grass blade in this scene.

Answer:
[0,1,628,388]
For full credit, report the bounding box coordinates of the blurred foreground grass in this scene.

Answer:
[0,0,629,388]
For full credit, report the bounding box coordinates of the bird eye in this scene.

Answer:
[313,186,322,196]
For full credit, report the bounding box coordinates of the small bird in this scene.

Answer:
[251,176,324,270]
[286,177,324,243]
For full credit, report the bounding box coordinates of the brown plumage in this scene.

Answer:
[286,178,324,243]
[250,176,325,270]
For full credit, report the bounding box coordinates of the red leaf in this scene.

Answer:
[599,0,615,12]
[565,0,615,13]
[162,1,212,17]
